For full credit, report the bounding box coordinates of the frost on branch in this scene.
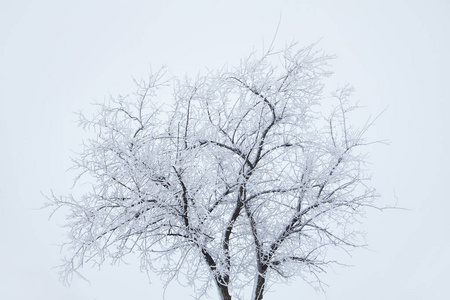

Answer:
[49,43,378,300]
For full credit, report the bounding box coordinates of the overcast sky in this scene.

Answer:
[1,1,449,299]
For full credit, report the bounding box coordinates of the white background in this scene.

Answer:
[1,1,449,299]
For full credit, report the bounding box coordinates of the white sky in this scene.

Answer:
[0,0,449,299]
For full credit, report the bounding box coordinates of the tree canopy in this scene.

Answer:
[49,43,378,300]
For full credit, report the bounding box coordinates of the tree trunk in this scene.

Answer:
[216,281,232,300]
[252,273,266,300]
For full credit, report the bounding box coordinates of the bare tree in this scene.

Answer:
[49,43,378,300]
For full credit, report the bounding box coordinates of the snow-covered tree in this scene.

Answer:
[49,43,378,300]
